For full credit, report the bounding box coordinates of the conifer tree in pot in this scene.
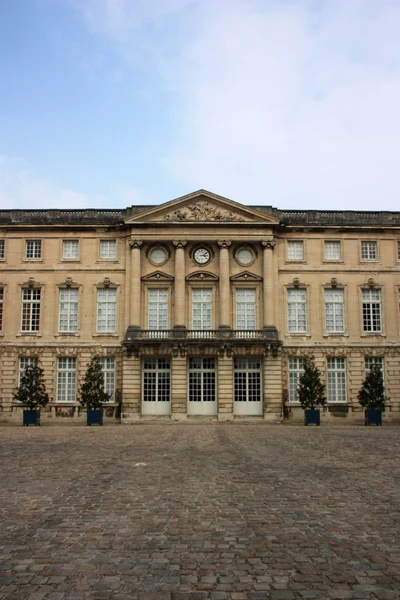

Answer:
[13,364,50,426]
[358,363,387,426]
[297,356,326,426]
[78,357,110,426]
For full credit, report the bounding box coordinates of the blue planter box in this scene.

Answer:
[87,409,103,426]
[304,409,320,426]
[23,410,40,426]
[365,409,382,426]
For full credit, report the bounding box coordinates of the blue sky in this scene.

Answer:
[0,0,399,210]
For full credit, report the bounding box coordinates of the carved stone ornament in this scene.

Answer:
[28,276,35,288]
[142,271,174,281]
[164,201,245,222]
[293,277,300,288]
[103,277,111,287]
[218,240,232,249]
[331,277,338,288]
[368,277,375,288]
[129,240,143,249]
[261,240,276,250]
[65,276,73,287]
[186,271,218,281]
[230,271,262,282]
[173,240,187,248]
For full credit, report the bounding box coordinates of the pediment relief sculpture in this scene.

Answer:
[164,201,245,223]
[186,271,219,281]
[230,271,263,282]
[142,271,175,282]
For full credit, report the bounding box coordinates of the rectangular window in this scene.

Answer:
[59,288,79,332]
[0,240,5,260]
[18,356,38,386]
[325,289,344,333]
[192,288,212,330]
[148,289,168,330]
[143,358,171,403]
[327,357,347,403]
[21,288,41,332]
[188,358,216,403]
[236,289,256,330]
[288,357,304,403]
[324,241,341,261]
[0,288,3,331]
[365,357,384,381]
[97,288,117,333]
[57,357,77,402]
[25,240,42,259]
[361,241,377,261]
[234,358,261,403]
[287,289,307,333]
[287,240,304,260]
[62,240,79,259]
[362,289,382,332]
[99,357,115,402]
[99,240,117,260]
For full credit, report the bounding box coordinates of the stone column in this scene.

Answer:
[263,348,283,421]
[173,240,187,328]
[218,240,231,329]
[129,240,142,328]
[261,240,276,326]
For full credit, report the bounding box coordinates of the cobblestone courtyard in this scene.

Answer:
[1,423,400,600]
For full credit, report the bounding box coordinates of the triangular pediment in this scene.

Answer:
[125,190,279,224]
[186,271,219,281]
[142,271,174,282]
[230,271,263,282]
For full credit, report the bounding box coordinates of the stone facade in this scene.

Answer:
[0,189,399,423]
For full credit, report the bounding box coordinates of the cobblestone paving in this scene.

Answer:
[1,423,400,600]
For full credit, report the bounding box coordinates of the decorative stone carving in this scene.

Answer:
[230,271,262,282]
[65,276,73,287]
[293,277,300,288]
[164,201,245,222]
[331,277,338,288]
[218,240,232,249]
[173,240,187,248]
[142,271,174,281]
[186,271,218,281]
[103,277,111,287]
[368,277,375,288]
[261,240,276,250]
[218,344,233,358]
[129,240,143,249]
[28,277,35,288]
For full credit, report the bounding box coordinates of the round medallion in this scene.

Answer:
[236,248,254,266]
[194,247,211,265]
[149,246,168,266]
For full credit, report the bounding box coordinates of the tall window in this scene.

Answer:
[21,288,41,332]
[288,357,304,403]
[19,356,38,385]
[99,240,117,260]
[192,289,212,330]
[0,240,5,260]
[287,240,304,260]
[287,289,307,333]
[57,357,76,402]
[236,289,256,330]
[362,289,382,332]
[99,357,115,402]
[143,358,171,403]
[59,288,79,332]
[0,288,3,331]
[324,241,341,261]
[148,289,168,330]
[97,288,117,333]
[361,241,377,261]
[327,357,347,403]
[25,240,42,259]
[62,240,79,259]
[365,357,384,381]
[325,289,344,333]
[234,358,261,403]
[188,358,216,403]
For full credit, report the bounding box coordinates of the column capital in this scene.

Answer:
[173,240,187,248]
[218,240,232,249]
[261,239,276,250]
[129,239,143,249]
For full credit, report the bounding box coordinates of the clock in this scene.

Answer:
[194,247,210,265]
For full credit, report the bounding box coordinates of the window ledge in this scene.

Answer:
[286,333,311,337]
[96,259,119,264]
[60,259,81,263]
[54,333,80,338]
[322,260,344,264]
[93,333,119,338]
[16,333,42,338]
[323,333,349,338]
[285,260,307,264]
[22,259,43,263]
[359,260,380,264]
[360,333,386,338]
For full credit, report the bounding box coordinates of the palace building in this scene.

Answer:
[0,189,399,423]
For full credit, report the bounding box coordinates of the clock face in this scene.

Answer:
[194,248,210,265]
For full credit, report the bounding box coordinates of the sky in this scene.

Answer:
[0,0,399,211]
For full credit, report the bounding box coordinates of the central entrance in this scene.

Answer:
[187,357,217,416]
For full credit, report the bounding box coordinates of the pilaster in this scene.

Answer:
[173,241,187,327]
[217,352,234,420]
[218,241,231,329]
[121,354,141,423]
[171,354,188,420]
[261,239,276,327]
[263,350,283,421]
[129,240,143,328]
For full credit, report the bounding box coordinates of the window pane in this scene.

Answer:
[100,240,117,259]
[325,241,341,261]
[287,241,304,260]
[63,240,79,259]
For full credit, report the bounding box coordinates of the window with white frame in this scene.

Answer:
[324,241,341,261]
[21,288,41,332]
[59,288,79,333]
[288,357,304,403]
[25,240,42,260]
[99,240,117,260]
[57,357,76,402]
[99,357,115,402]
[325,289,344,334]
[287,240,304,260]
[327,357,347,403]
[361,241,377,261]
[365,357,384,381]
[234,358,261,403]
[0,240,5,260]
[188,358,216,403]
[143,358,171,403]
[192,289,212,330]
[0,288,3,332]
[362,289,382,332]
[18,356,38,386]
[287,289,307,333]
[97,288,117,333]
[236,289,256,330]
[148,289,168,330]
[62,240,79,260]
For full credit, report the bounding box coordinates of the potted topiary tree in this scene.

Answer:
[358,363,387,426]
[297,356,326,426]
[14,364,50,426]
[78,356,110,426]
